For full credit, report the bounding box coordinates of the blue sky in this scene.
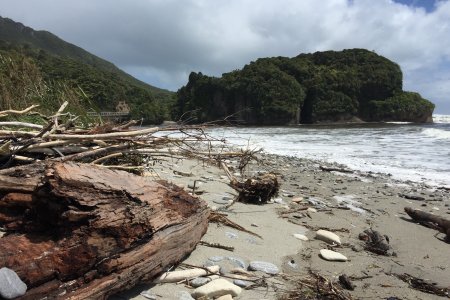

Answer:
[394,0,439,12]
[1,0,450,113]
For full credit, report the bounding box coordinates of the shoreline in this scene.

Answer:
[113,151,450,300]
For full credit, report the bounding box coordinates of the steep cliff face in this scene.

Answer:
[175,49,434,124]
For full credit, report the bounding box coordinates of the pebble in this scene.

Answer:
[140,290,157,299]
[208,256,225,262]
[292,196,304,203]
[191,279,242,299]
[315,230,342,245]
[251,223,258,227]
[190,277,211,288]
[178,291,195,300]
[248,261,279,275]
[233,279,253,288]
[213,199,230,205]
[293,233,309,241]
[0,267,27,299]
[188,182,203,189]
[225,232,238,239]
[273,197,285,204]
[226,257,247,269]
[319,249,348,262]
[307,207,317,213]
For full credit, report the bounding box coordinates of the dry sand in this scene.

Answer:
[112,153,450,300]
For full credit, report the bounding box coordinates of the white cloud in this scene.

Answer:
[1,0,450,112]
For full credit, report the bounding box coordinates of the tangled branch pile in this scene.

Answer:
[0,103,258,172]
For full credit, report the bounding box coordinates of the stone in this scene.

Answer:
[307,207,317,213]
[248,261,279,275]
[293,233,309,241]
[190,277,211,288]
[273,197,285,204]
[292,196,304,203]
[226,257,247,269]
[208,256,225,262]
[178,291,195,300]
[0,267,27,299]
[213,199,231,205]
[225,232,238,239]
[191,279,242,299]
[140,290,158,299]
[233,279,253,288]
[188,182,203,189]
[216,295,234,300]
[319,249,348,262]
[315,230,341,245]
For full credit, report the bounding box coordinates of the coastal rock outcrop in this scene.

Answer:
[175,49,434,125]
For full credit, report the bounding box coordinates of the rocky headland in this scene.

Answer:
[175,49,435,125]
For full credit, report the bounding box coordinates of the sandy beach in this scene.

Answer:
[111,152,450,300]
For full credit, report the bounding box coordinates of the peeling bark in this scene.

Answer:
[0,162,210,299]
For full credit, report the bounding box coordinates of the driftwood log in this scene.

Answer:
[404,207,450,242]
[0,162,210,299]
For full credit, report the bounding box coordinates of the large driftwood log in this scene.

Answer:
[0,162,210,299]
[404,207,450,242]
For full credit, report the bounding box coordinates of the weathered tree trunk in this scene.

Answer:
[404,207,450,242]
[0,162,210,299]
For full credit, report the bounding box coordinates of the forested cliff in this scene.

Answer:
[175,49,434,124]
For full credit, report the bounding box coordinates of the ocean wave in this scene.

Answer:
[422,128,450,139]
[433,114,450,123]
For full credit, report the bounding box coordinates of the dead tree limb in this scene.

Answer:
[404,207,450,242]
[0,162,210,299]
[0,104,40,118]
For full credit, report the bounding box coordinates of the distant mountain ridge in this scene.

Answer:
[0,16,174,123]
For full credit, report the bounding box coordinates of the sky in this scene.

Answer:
[1,0,449,113]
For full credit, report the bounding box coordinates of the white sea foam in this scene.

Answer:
[422,128,450,139]
[433,114,450,124]
[208,124,450,187]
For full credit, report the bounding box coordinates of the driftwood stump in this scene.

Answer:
[0,162,210,299]
[404,207,450,242]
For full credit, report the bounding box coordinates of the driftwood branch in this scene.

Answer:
[404,207,450,242]
[0,104,40,118]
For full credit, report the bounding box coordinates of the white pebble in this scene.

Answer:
[191,279,241,299]
[293,233,309,241]
[315,230,341,245]
[319,249,348,262]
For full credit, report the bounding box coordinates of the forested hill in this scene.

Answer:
[175,49,435,125]
[0,16,174,123]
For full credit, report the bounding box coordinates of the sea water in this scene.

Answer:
[208,115,450,187]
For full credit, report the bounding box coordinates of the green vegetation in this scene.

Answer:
[175,49,434,124]
[0,16,174,124]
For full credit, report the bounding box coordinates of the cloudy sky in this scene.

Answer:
[1,0,449,113]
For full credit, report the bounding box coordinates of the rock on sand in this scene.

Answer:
[191,279,241,299]
[248,261,279,275]
[315,229,341,245]
[319,249,348,262]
